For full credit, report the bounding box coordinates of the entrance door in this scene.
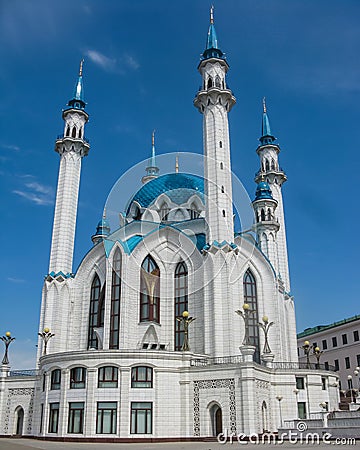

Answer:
[210,404,222,436]
[15,407,24,436]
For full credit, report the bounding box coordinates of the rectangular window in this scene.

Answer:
[322,339,327,350]
[332,337,337,347]
[48,403,59,433]
[324,361,329,370]
[131,366,153,388]
[39,404,44,433]
[68,402,84,434]
[98,366,118,388]
[42,373,46,391]
[334,359,339,371]
[96,402,117,434]
[322,377,327,390]
[50,369,61,390]
[70,367,86,389]
[131,402,152,434]
[345,357,350,369]
[342,334,348,345]
[357,355,360,367]
[354,330,359,342]
[297,402,307,420]
[296,377,305,390]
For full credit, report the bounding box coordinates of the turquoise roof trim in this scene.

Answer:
[127,173,204,213]
[254,181,273,200]
[203,23,224,60]
[67,75,86,110]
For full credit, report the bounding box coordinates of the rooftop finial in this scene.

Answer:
[103,207,106,219]
[175,155,179,173]
[210,5,214,24]
[263,97,267,114]
[152,129,155,147]
[79,59,84,77]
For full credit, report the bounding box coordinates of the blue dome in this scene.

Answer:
[127,173,204,213]
[255,181,273,200]
[95,217,110,236]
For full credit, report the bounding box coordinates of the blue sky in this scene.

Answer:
[1,0,359,369]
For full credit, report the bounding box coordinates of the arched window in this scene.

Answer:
[221,186,225,193]
[243,270,260,362]
[220,162,224,170]
[131,366,153,388]
[215,75,221,88]
[140,256,160,323]
[110,249,121,349]
[174,262,188,350]
[267,208,272,221]
[66,126,70,137]
[189,202,200,219]
[265,159,270,171]
[207,77,213,89]
[222,210,226,217]
[271,159,275,170]
[71,127,76,138]
[98,366,118,388]
[261,209,266,221]
[78,128,82,139]
[88,274,105,349]
[159,202,169,221]
[219,141,223,148]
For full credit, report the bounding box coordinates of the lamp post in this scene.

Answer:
[0,332,15,365]
[235,303,255,346]
[176,311,196,352]
[38,328,55,356]
[302,341,311,369]
[258,315,274,354]
[319,402,328,427]
[276,395,283,429]
[313,346,323,369]
[354,367,360,390]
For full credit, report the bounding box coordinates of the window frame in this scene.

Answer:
[296,377,305,390]
[345,356,350,369]
[243,270,260,363]
[70,367,87,389]
[110,249,121,349]
[48,402,60,433]
[342,334,348,345]
[353,330,359,342]
[68,402,85,434]
[96,402,117,434]
[140,256,160,323]
[98,366,119,388]
[50,369,61,390]
[130,402,153,434]
[131,366,153,388]
[174,261,188,351]
[332,336,337,347]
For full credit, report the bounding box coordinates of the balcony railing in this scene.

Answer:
[190,356,336,372]
[57,134,90,144]
[9,369,38,377]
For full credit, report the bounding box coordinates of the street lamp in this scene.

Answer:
[302,341,311,369]
[38,328,55,355]
[176,311,196,351]
[313,346,323,369]
[235,303,255,346]
[276,395,283,429]
[354,367,360,390]
[258,315,274,354]
[0,332,15,365]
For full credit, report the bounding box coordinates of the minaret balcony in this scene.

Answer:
[57,134,90,144]
[194,88,236,112]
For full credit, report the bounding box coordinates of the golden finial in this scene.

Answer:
[152,129,155,147]
[79,59,84,76]
[210,5,214,24]
[263,97,267,114]
[175,155,179,173]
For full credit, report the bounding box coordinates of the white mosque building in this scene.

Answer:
[0,9,339,441]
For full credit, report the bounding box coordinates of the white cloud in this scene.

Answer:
[85,50,116,71]
[124,54,140,70]
[1,143,20,151]
[13,180,54,206]
[7,277,25,283]
[13,189,53,206]
[25,181,52,195]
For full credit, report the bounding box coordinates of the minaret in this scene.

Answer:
[255,99,290,290]
[194,6,236,244]
[48,60,90,275]
[252,179,280,272]
[141,130,159,184]
[91,210,111,245]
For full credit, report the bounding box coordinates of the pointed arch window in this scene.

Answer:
[71,127,76,138]
[261,209,266,221]
[66,126,70,137]
[88,275,105,349]
[159,202,169,221]
[243,270,260,362]
[265,159,270,171]
[215,75,221,88]
[174,262,188,350]
[140,256,160,323]
[207,77,213,89]
[110,248,121,349]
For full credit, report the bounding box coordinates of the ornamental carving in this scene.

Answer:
[3,388,35,434]
[193,378,236,436]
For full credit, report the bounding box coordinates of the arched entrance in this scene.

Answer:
[210,404,222,437]
[14,406,24,436]
[261,401,268,433]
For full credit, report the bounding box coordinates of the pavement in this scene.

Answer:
[0,439,358,450]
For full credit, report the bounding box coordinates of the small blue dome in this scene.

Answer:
[95,217,110,236]
[127,173,204,214]
[255,181,273,200]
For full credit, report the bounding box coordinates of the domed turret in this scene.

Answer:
[255,180,273,200]
[92,212,111,245]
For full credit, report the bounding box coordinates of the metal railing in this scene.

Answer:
[190,356,336,372]
[9,369,38,377]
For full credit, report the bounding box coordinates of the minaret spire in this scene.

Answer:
[210,5,214,24]
[141,130,159,184]
[260,97,275,145]
[48,63,90,275]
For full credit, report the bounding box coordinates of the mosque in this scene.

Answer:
[0,8,339,441]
